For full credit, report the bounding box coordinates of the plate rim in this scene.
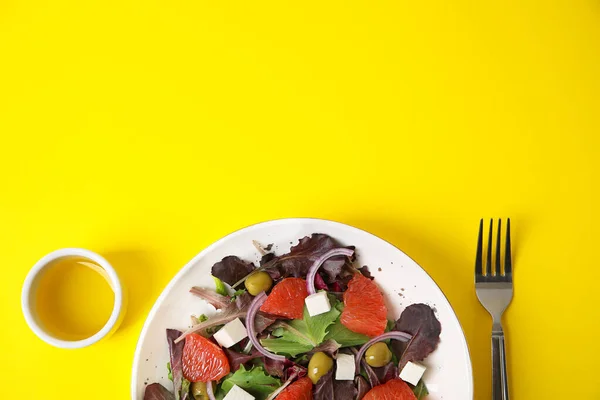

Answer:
[130,217,474,399]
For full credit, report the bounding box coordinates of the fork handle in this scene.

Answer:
[492,323,509,400]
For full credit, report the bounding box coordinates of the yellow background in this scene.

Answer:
[1,0,599,398]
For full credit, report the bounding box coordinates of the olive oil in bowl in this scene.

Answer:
[33,256,115,341]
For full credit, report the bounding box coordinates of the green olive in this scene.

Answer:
[365,342,392,367]
[245,271,273,296]
[191,381,210,400]
[308,351,334,384]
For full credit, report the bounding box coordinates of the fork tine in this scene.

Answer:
[505,218,512,276]
[475,219,483,277]
[486,220,493,276]
[495,219,502,277]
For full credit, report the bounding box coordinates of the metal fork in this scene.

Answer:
[475,219,513,400]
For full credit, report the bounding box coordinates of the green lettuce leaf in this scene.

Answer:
[318,298,370,347]
[385,319,395,332]
[261,296,340,356]
[260,336,312,357]
[181,379,191,398]
[324,320,370,347]
[220,365,281,400]
[412,379,429,399]
[303,296,341,342]
[230,289,247,302]
[167,362,173,381]
[213,276,229,296]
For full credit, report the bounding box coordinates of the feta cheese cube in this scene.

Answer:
[335,353,355,380]
[304,291,331,317]
[399,361,427,385]
[223,384,255,400]
[213,318,248,348]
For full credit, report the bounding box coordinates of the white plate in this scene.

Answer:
[131,218,473,399]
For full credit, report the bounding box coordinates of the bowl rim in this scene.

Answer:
[21,247,124,349]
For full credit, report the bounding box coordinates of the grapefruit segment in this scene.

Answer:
[182,333,230,382]
[363,379,417,400]
[340,273,387,337]
[260,278,308,320]
[277,377,313,400]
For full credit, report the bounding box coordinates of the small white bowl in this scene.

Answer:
[21,248,125,349]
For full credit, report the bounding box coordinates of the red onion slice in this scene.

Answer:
[246,292,286,362]
[306,248,355,295]
[355,331,412,373]
[206,381,216,400]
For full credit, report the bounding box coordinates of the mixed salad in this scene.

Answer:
[144,234,441,400]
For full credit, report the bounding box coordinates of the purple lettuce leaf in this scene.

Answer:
[392,303,441,369]
[313,369,357,400]
[355,376,370,400]
[234,292,277,333]
[362,361,380,392]
[224,347,263,372]
[144,383,175,400]
[262,234,355,282]
[350,347,380,388]
[189,287,230,310]
[212,256,255,286]
[166,329,185,400]
[176,292,275,342]
[334,379,357,399]
[260,358,307,381]
[233,291,252,309]
[358,265,373,280]
[260,252,276,265]
[262,357,286,378]
[259,253,282,281]
[373,362,398,384]
[260,358,306,381]
[284,362,307,380]
[189,288,277,333]
[307,339,341,358]
[313,369,335,400]
[255,313,277,334]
